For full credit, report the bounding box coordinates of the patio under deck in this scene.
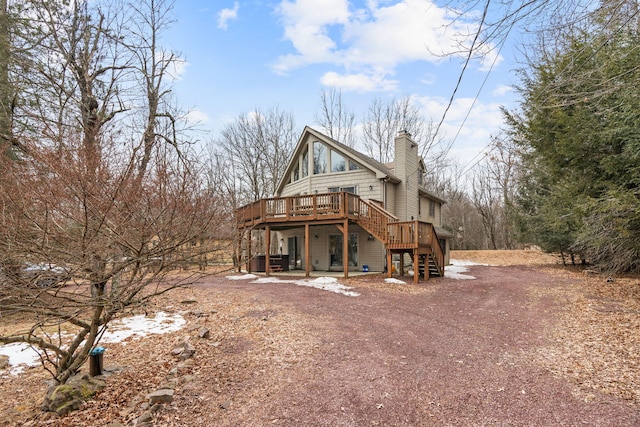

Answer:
[236,192,444,282]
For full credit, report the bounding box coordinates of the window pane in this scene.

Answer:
[331,150,346,172]
[293,164,299,181]
[302,150,309,178]
[349,160,362,170]
[342,186,356,194]
[313,141,327,174]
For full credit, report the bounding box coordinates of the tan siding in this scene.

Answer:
[280,178,310,197]
[386,183,397,216]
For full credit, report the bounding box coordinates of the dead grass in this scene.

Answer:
[451,249,561,266]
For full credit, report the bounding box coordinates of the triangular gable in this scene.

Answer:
[275,126,400,195]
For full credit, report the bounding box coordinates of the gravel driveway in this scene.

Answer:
[194,265,639,426]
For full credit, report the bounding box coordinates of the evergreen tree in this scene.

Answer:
[506,10,640,272]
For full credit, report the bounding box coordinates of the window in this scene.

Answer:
[301,150,309,178]
[349,160,362,170]
[329,186,356,194]
[313,141,327,174]
[429,200,436,217]
[293,164,299,181]
[331,150,346,172]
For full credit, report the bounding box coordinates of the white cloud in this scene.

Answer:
[320,70,398,92]
[492,84,513,97]
[185,109,210,124]
[167,57,188,81]
[273,0,499,90]
[217,2,239,30]
[275,0,350,70]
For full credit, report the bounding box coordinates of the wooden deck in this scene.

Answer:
[236,192,444,281]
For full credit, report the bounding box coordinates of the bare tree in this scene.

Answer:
[0,0,10,150]
[314,86,356,147]
[0,0,223,386]
[216,107,297,203]
[362,96,446,166]
[471,165,502,250]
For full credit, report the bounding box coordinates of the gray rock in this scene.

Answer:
[198,327,210,339]
[42,374,107,415]
[220,399,232,410]
[136,411,153,423]
[147,389,174,405]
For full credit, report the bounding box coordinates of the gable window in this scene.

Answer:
[301,150,309,178]
[313,141,327,174]
[429,200,436,217]
[349,160,362,170]
[331,150,346,172]
[293,163,299,181]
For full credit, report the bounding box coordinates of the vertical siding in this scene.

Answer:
[277,224,386,272]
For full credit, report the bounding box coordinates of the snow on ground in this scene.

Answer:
[252,276,360,297]
[445,259,489,280]
[0,311,185,375]
[225,274,260,281]
[226,274,359,297]
[385,278,407,285]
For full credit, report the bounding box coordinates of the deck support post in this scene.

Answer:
[343,219,349,279]
[386,250,392,278]
[413,249,419,284]
[305,223,310,277]
[247,229,252,274]
[265,226,271,277]
[236,230,242,273]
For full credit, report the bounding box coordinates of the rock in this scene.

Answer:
[0,354,9,370]
[170,339,195,360]
[198,327,210,339]
[136,411,153,423]
[42,374,107,415]
[147,389,174,405]
[220,399,232,410]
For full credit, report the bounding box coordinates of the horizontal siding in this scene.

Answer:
[280,166,384,201]
[417,196,443,226]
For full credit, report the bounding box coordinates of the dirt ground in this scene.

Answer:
[1,249,639,426]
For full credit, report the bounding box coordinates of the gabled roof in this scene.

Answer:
[275,126,401,195]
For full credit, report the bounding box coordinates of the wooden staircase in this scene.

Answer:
[354,198,445,281]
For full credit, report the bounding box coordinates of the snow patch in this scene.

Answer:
[0,311,185,375]
[384,278,407,285]
[450,259,490,267]
[252,276,359,297]
[226,273,259,280]
[100,311,186,344]
[445,260,481,280]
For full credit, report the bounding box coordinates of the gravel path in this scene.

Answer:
[193,265,639,426]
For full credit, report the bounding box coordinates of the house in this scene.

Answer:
[235,126,452,282]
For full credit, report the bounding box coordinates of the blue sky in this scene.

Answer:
[166,0,521,172]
